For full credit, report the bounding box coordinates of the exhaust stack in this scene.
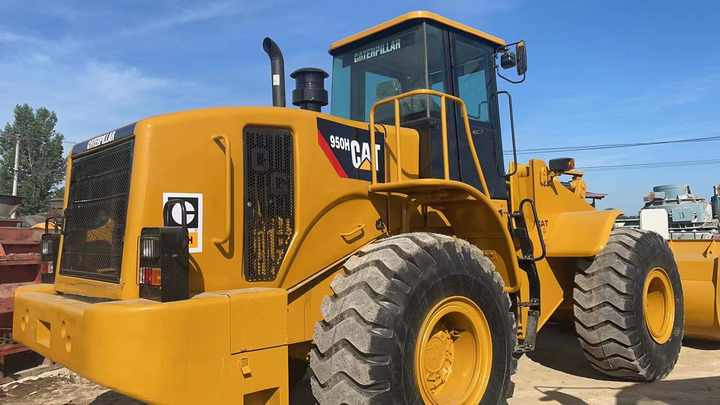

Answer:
[262,37,286,107]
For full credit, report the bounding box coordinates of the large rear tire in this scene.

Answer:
[309,233,516,404]
[573,228,683,381]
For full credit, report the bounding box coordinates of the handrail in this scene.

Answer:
[368,88,489,195]
[517,198,547,261]
[213,134,232,246]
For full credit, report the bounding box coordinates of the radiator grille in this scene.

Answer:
[60,140,133,282]
[244,127,294,281]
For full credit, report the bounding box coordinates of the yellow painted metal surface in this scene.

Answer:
[545,210,621,256]
[54,108,392,304]
[669,239,720,340]
[415,296,492,404]
[511,160,621,258]
[329,10,506,52]
[227,288,287,353]
[14,283,289,404]
[643,267,675,344]
[505,160,621,333]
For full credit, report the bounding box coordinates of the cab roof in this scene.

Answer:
[329,10,506,53]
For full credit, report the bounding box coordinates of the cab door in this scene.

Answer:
[448,32,507,199]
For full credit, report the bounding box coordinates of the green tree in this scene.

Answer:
[0,104,65,215]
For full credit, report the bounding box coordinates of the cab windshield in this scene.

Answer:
[331,24,431,122]
[329,21,507,199]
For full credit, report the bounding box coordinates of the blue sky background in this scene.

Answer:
[1,1,718,212]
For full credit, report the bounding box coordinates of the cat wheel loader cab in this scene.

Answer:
[14,10,684,405]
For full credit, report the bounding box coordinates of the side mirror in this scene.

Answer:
[549,157,575,173]
[516,41,527,75]
[497,41,527,84]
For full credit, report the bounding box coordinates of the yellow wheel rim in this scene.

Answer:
[643,267,675,344]
[414,296,492,404]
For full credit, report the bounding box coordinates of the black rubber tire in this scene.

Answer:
[309,232,516,405]
[573,228,684,381]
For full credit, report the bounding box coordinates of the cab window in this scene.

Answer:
[454,34,493,122]
[331,25,426,121]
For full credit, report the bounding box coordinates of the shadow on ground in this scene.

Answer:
[533,376,720,405]
[526,324,720,404]
[526,322,612,380]
[2,351,44,378]
[683,338,720,351]
[616,376,720,404]
[90,391,143,405]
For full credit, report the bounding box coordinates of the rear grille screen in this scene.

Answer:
[60,140,133,282]
[244,127,294,281]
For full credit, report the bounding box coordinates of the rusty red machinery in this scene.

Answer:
[0,195,45,375]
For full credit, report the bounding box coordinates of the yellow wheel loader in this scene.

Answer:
[615,185,720,342]
[14,11,688,404]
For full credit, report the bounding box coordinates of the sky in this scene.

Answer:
[1,1,719,213]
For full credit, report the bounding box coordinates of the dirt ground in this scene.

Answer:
[511,325,720,404]
[1,324,718,404]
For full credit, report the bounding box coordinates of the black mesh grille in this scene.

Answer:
[60,140,133,282]
[244,127,294,281]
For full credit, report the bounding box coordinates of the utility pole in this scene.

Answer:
[11,134,19,218]
[12,135,19,196]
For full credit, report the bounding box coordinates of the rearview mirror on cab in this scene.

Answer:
[498,41,527,83]
[516,41,527,75]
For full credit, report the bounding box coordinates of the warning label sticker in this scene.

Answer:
[163,192,203,253]
[317,118,385,182]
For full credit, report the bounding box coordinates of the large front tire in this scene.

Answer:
[309,233,516,404]
[574,228,683,381]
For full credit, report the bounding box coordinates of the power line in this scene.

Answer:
[579,159,720,171]
[503,135,720,155]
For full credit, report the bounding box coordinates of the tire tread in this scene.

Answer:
[573,229,682,381]
[310,233,515,404]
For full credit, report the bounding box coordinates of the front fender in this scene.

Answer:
[544,209,622,257]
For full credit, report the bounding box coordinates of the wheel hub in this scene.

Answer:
[643,267,675,344]
[414,296,492,404]
[422,328,455,390]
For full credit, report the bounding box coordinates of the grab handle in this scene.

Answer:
[518,198,547,261]
[340,224,365,242]
[213,134,232,246]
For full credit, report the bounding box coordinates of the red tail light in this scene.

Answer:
[40,233,61,283]
[138,227,189,302]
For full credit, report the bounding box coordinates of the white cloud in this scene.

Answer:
[0,1,280,144]
[0,54,197,142]
[80,62,174,103]
[620,74,720,112]
[0,31,41,45]
[29,53,52,64]
[115,1,274,38]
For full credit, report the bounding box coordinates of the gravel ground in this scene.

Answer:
[1,324,718,404]
[0,367,140,405]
